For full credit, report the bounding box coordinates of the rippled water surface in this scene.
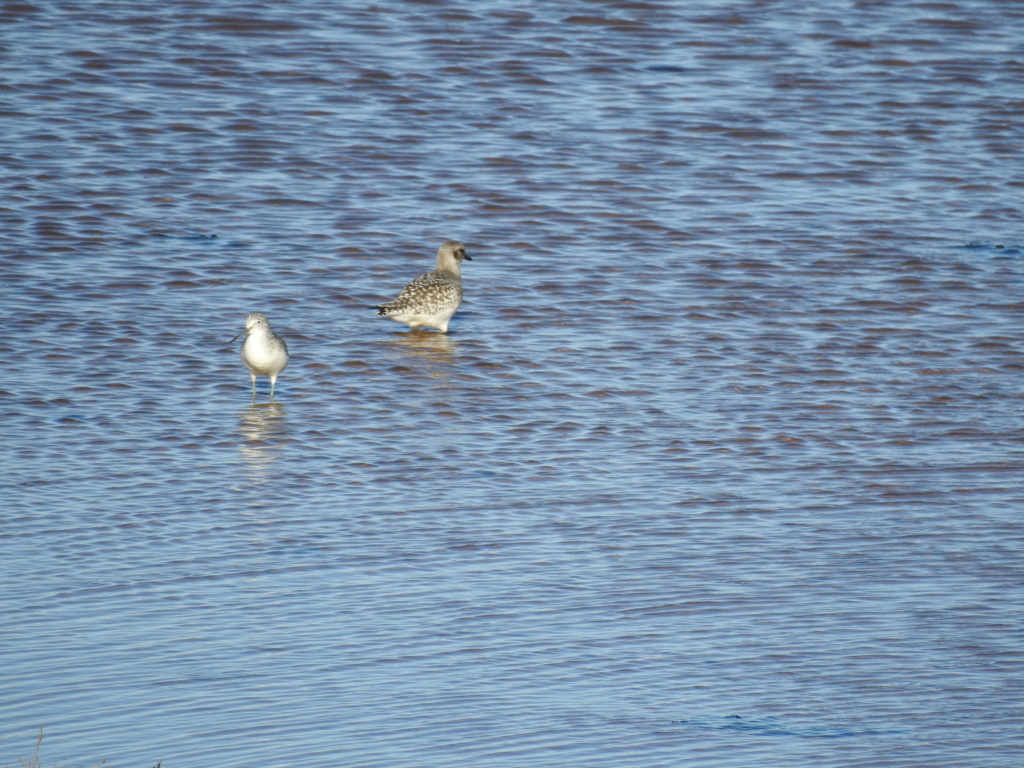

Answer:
[2,1,1023,766]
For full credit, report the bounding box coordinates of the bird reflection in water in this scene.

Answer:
[388,331,458,377]
[238,403,287,476]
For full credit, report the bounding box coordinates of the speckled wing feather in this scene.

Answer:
[377,270,463,316]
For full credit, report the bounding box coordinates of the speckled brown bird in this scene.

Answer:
[374,240,472,333]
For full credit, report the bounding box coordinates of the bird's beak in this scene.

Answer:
[231,332,244,343]
[463,253,473,260]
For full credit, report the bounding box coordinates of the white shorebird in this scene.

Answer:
[232,312,289,399]
[374,240,472,333]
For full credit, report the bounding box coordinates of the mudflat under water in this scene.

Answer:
[2,1,1022,767]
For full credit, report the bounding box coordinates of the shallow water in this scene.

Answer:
[2,1,1023,767]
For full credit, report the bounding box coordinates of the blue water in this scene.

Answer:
[2,1,1022,766]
